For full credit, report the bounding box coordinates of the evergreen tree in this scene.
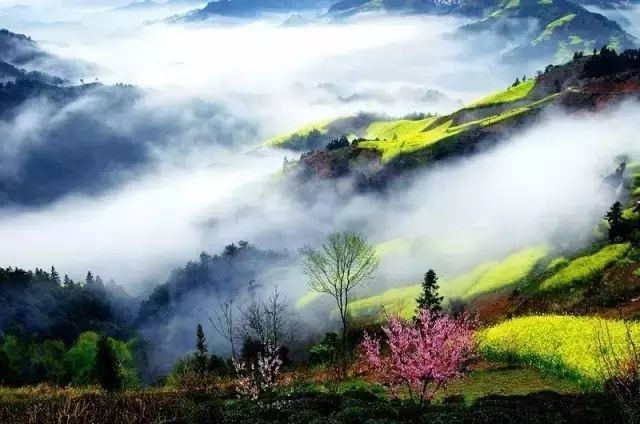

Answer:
[50,266,60,285]
[63,274,73,288]
[195,323,208,375]
[85,271,94,286]
[606,201,625,241]
[416,269,443,314]
[95,335,121,391]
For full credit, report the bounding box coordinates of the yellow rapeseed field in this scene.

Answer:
[480,315,640,388]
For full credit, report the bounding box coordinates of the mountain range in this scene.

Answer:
[178,0,637,64]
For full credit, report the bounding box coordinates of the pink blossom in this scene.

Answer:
[233,342,283,400]
[359,309,476,405]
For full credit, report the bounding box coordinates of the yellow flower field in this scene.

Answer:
[480,315,640,388]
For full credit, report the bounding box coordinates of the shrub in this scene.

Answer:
[309,333,339,366]
[233,342,282,400]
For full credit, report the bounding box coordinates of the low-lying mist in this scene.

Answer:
[9,9,541,133]
[1,101,638,294]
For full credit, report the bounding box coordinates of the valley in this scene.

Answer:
[1,1,640,423]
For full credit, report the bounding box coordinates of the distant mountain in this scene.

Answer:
[327,0,494,18]
[180,0,332,21]
[0,28,93,82]
[113,0,203,12]
[0,28,47,68]
[325,0,636,63]
[568,0,638,8]
[0,28,254,208]
[461,0,636,63]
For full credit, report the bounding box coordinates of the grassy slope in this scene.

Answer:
[533,13,577,45]
[476,0,633,64]
[348,245,549,319]
[466,79,536,108]
[265,77,556,161]
[265,119,332,147]
[466,245,549,298]
[539,243,631,292]
[480,315,640,388]
[358,92,558,162]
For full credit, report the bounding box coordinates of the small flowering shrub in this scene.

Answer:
[233,342,283,400]
[360,309,476,405]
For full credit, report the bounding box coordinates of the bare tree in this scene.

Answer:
[240,285,297,350]
[301,231,379,374]
[208,298,237,360]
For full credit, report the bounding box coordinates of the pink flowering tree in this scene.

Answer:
[233,342,283,400]
[360,309,476,406]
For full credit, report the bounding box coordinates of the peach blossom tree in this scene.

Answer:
[360,309,476,406]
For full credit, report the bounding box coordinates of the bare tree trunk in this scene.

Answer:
[341,315,348,379]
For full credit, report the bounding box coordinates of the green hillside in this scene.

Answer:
[347,245,549,319]
[466,78,536,108]
[464,0,635,63]
[327,0,488,18]
[539,243,631,292]
[268,78,558,162]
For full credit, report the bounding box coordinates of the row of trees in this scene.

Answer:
[0,266,134,346]
[0,330,138,390]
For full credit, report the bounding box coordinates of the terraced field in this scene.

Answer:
[480,315,640,388]
[539,243,631,292]
[358,93,558,162]
[266,79,558,162]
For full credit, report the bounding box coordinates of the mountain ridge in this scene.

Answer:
[269,48,640,189]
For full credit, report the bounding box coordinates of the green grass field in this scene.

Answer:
[365,117,438,142]
[264,119,332,147]
[533,13,577,44]
[357,93,558,162]
[466,79,536,109]
[465,245,548,298]
[480,315,640,388]
[348,245,548,319]
[265,81,559,163]
[539,243,631,292]
[441,366,582,403]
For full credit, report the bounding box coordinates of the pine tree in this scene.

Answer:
[195,323,208,375]
[416,269,443,314]
[85,271,94,286]
[50,266,60,285]
[95,335,121,391]
[63,274,73,288]
[606,201,625,241]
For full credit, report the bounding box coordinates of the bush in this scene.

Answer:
[309,333,339,366]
